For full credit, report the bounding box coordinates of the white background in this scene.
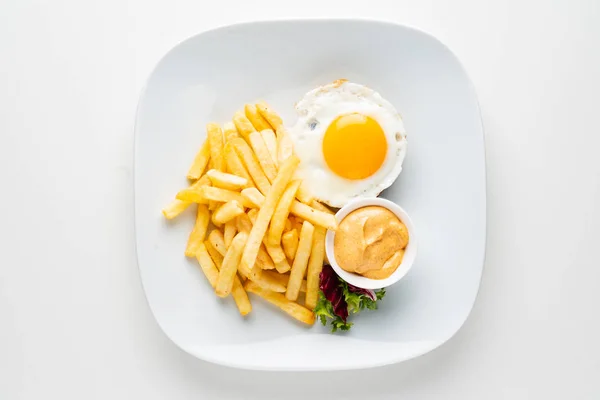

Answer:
[1,0,599,398]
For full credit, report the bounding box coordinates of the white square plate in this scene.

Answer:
[134,19,486,371]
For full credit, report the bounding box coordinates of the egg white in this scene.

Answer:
[289,81,407,207]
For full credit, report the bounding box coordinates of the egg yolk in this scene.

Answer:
[322,113,388,180]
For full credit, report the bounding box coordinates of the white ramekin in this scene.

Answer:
[325,197,418,289]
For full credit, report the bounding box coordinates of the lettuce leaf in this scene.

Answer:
[314,265,386,333]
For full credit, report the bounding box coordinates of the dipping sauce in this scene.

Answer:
[333,206,409,279]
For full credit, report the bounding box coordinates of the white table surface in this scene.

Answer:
[1,0,599,398]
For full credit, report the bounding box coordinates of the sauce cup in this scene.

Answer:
[325,197,418,289]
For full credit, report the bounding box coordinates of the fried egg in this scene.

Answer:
[289,80,407,207]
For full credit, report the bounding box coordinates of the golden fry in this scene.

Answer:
[205,239,224,266]
[232,111,256,139]
[212,200,244,225]
[245,104,272,131]
[223,121,240,143]
[231,278,252,315]
[176,187,207,204]
[286,221,314,301]
[289,215,303,232]
[249,272,286,292]
[242,207,290,274]
[284,218,293,232]
[184,204,210,257]
[267,180,301,247]
[282,229,299,260]
[260,129,278,168]
[309,200,334,214]
[215,232,248,297]
[197,186,255,208]
[245,281,315,325]
[248,131,277,182]
[247,208,258,223]
[224,142,254,188]
[206,169,248,190]
[305,226,326,309]
[223,220,237,248]
[256,101,283,131]
[208,229,227,257]
[295,183,314,204]
[162,199,191,220]
[206,123,225,171]
[231,138,271,195]
[263,271,307,292]
[239,156,300,278]
[266,244,291,273]
[195,243,220,287]
[257,244,275,270]
[240,188,264,208]
[187,140,210,180]
[235,212,253,234]
[204,239,251,315]
[290,200,338,230]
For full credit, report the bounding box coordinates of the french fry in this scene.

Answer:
[245,104,272,131]
[241,188,264,208]
[245,281,315,325]
[215,231,248,297]
[284,218,293,232]
[248,131,277,182]
[282,229,299,260]
[249,272,287,292]
[295,184,314,204]
[290,201,338,230]
[208,229,227,257]
[238,188,337,230]
[205,239,224,266]
[305,226,326,309]
[239,156,300,278]
[187,140,210,180]
[243,208,290,274]
[196,186,255,208]
[276,126,294,164]
[195,242,220,287]
[242,187,265,207]
[235,212,253,234]
[184,204,210,257]
[162,199,191,220]
[204,239,251,315]
[206,123,225,172]
[289,215,304,232]
[231,138,271,195]
[263,271,307,292]
[256,101,283,131]
[206,169,248,190]
[260,129,278,168]
[223,121,240,143]
[310,200,334,214]
[223,220,237,248]
[231,277,252,315]
[266,244,291,273]
[224,142,254,188]
[232,111,256,139]
[176,187,208,204]
[267,180,301,247]
[257,243,275,270]
[247,207,258,223]
[286,221,314,301]
[212,200,244,224]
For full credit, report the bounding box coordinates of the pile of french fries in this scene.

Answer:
[162,102,338,325]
